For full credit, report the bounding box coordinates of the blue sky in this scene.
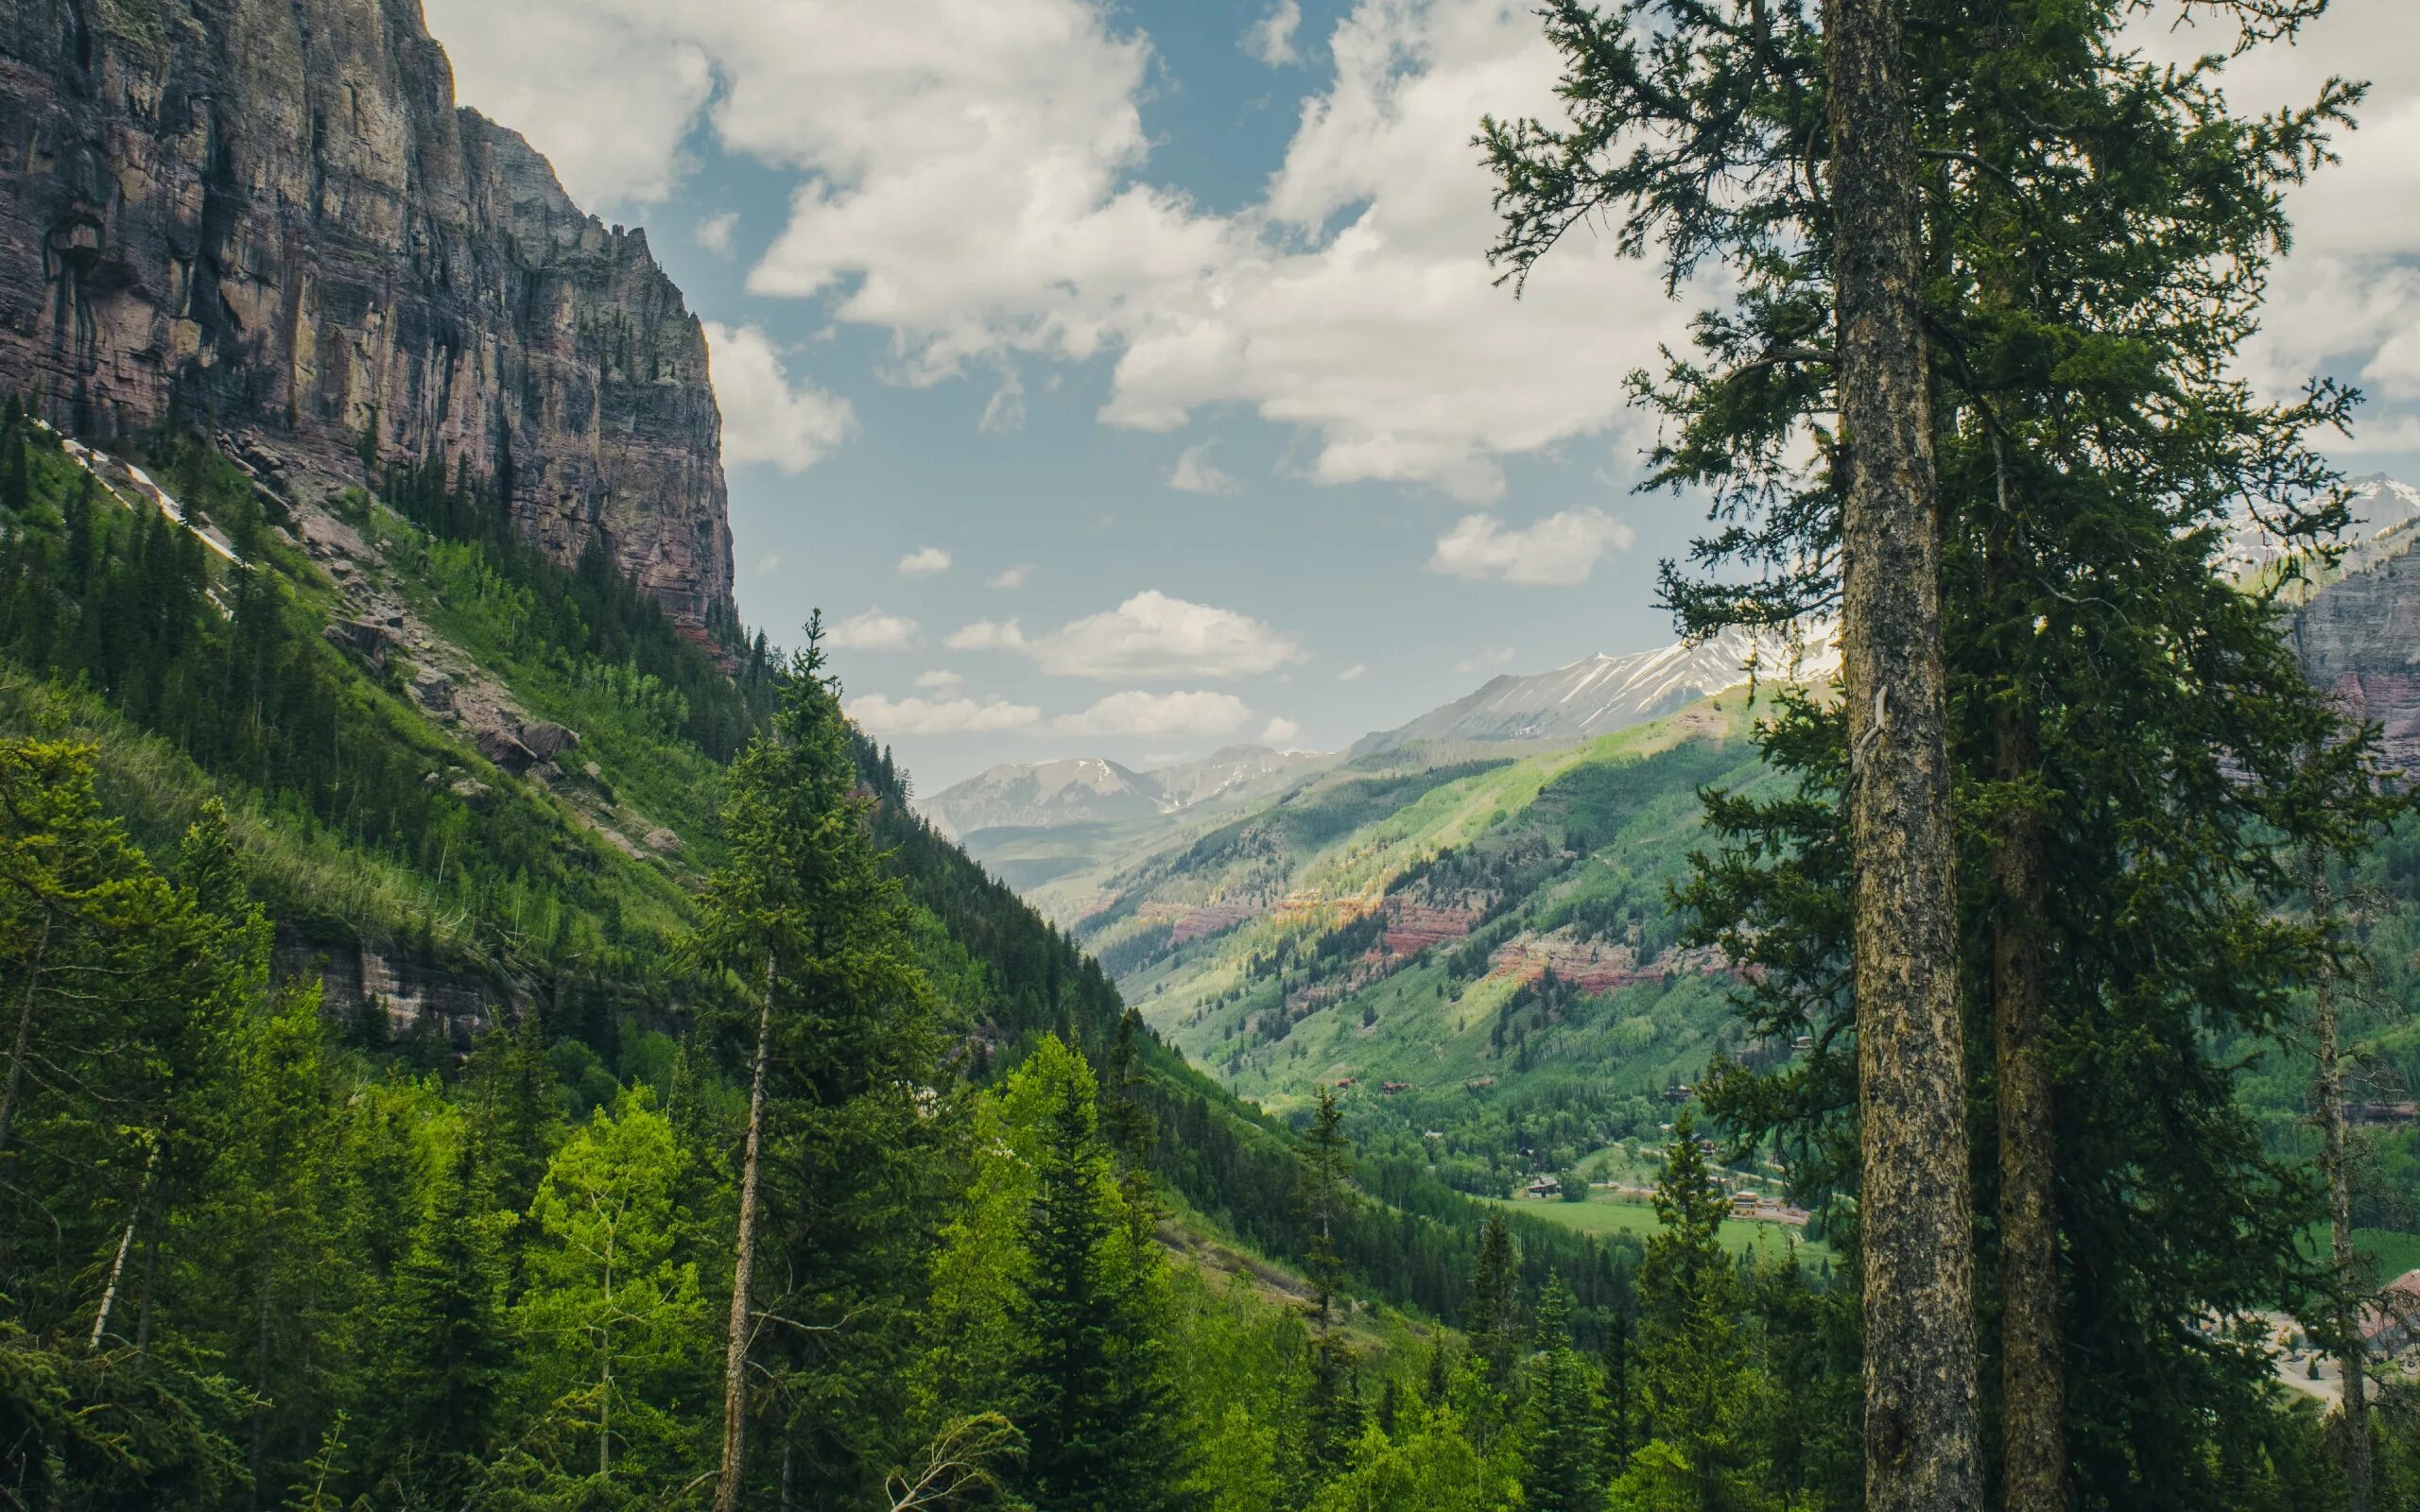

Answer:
[420,0,2420,792]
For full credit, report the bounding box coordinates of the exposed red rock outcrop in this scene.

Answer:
[0,0,735,628]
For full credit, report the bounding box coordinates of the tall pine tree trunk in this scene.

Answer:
[717,953,778,1512]
[2308,846,2371,1512]
[1823,1,1982,1506]
[1990,500,2064,1512]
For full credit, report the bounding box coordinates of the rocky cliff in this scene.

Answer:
[2295,520,2420,776]
[0,0,735,627]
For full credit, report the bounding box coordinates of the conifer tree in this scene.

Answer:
[1463,1211,1520,1386]
[1520,1275,1604,1512]
[1301,1087,1361,1479]
[1486,2,2393,1506]
[1014,1037,1190,1512]
[371,1136,513,1495]
[688,613,942,1509]
[1621,1116,1760,1511]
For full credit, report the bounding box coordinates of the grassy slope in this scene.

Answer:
[1074,696,1778,1194]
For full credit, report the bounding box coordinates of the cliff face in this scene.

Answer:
[0,0,735,627]
[2294,524,2420,774]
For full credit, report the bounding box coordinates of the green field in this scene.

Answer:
[2355,1228,2420,1282]
[1487,1192,1835,1266]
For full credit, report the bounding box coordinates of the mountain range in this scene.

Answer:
[922,745,1325,838]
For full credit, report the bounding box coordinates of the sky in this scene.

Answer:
[417,0,2420,793]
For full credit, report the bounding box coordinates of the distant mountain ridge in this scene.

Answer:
[922,745,1325,840]
[1350,626,1840,758]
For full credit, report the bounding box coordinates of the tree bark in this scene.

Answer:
[2308,847,2371,1512]
[90,1135,161,1350]
[1990,495,2065,1512]
[716,952,778,1512]
[1824,1,1983,1507]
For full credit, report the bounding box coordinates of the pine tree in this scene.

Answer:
[1484,9,1981,1500]
[1519,1275,1604,1512]
[1487,2,2394,1507]
[1463,1211,1520,1385]
[687,613,942,1509]
[1014,1037,1191,1512]
[370,1135,513,1495]
[1619,1115,1761,1512]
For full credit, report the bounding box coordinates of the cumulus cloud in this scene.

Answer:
[1167,441,1239,495]
[702,322,856,472]
[421,0,712,206]
[981,592,1306,680]
[421,0,1689,496]
[1054,690,1253,739]
[1430,507,1636,586]
[1243,0,1303,67]
[1261,715,1303,744]
[695,210,739,253]
[944,619,1028,652]
[425,0,2420,486]
[1337,663,1368,681]
[850,693,1041,735]
[1458,647,1515,673]
[898,546,953,576]
[915,669,967,691]
[988,564,1034,590]
[825,609,922,651]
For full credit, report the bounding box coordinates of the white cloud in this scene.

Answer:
[755,553,782,574]
[1337,663,1367,681]
[825,609,922,651]
[850,693,1041,735]
[1168,441,1239,495]
[915,669,967,691]
[1261,715,1303,744]
[1430,507,1636,586]
[425,0,2420,490]
[695,210,739,254]
[1054,690,1253,739]
[1458,646,1515,673]
[1007,592,1305,680]
[944,619,1028,652]
[1244,1,1303,67]
[421,0,1686,497]
[421,0,712,206]
[898,546,954,576]
[702,321,856,472]
[988,564,1034,590]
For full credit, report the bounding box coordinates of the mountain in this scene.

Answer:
[921,744,1332,913]
[2222,473,2420,580]
[923,744,1325,837]
[1351,625,1838,757]
[2293,483,2420,772]
[1072,696,1767,1194]
[0,0,734,627]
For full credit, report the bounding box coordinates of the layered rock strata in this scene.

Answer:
[0,0,735,627]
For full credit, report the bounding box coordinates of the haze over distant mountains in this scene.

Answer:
[1348,625,1839,757]
[921,745,1325,840]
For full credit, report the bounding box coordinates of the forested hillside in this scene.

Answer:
[0,409,1687,1508]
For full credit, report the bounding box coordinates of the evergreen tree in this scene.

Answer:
[1463,1211,1520,1386]
[1520,1275,1604,1512]
[1014,1037,1191,1512]
[686,614,943,1509]
[1487,2,2396,1507]
[1619,1116,1762,1512]
[367,1135,513,1498]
